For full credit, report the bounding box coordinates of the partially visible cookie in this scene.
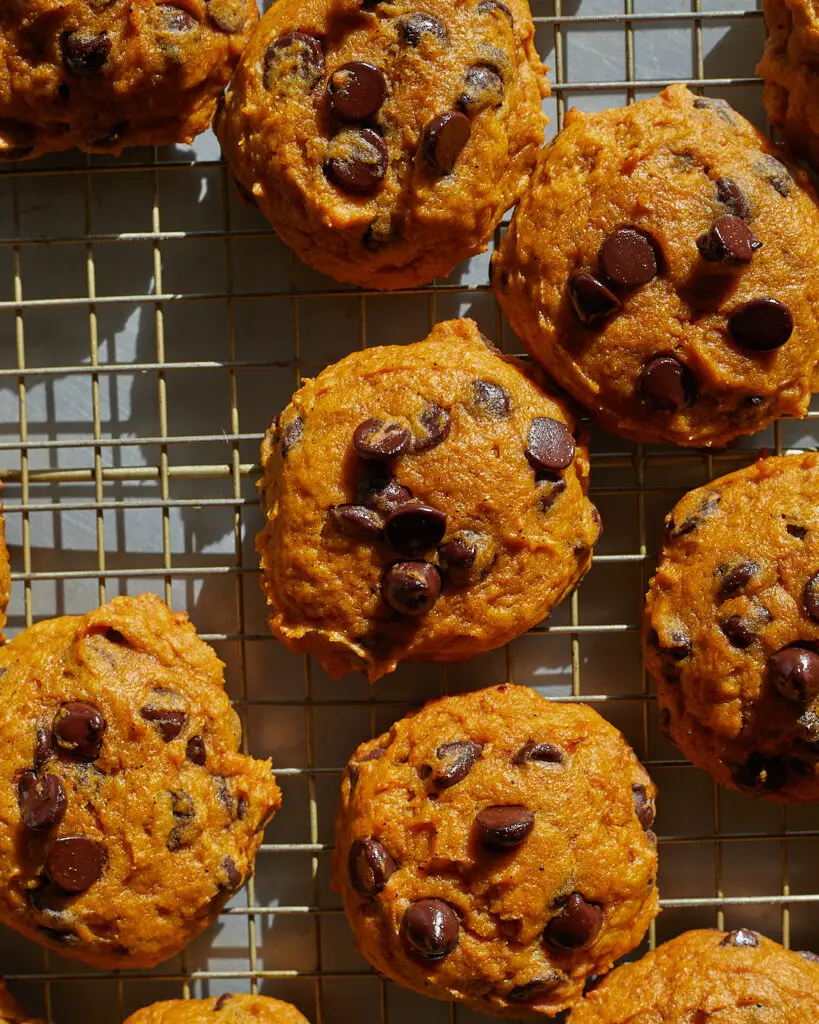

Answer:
[0,594,282,968]
[759,0,819,173]
[256,318,600,682]
[332,684,658,1018]
[570,928,819,1022]
[216,0,548,288]
[0,983,41,1024]
[0,0,258,160]
[493,84,819,448]
[644,453,819,802]
[124,995,311,1024]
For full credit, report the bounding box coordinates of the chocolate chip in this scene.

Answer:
[668,492,721,537]
[106,628,125,644]
[34,726,54,768]
[264,33,325,90]
[404,899,459,959]
[53,702,106,761]
[470,380,511,418]
[18,773,67,831]
[693,96,734,123]
[330,504,384,539]
[508,976,563,1002]
[757,155,792,197]
[715,178,751,220]
[382,561,441,615]
[384,504,446,555]
[718,561,758,602]
[568,271,621,324]
[512,741,564,765]
[639,356,696,413]
[353,418,412,460]
[731,752,789,794]
[205,0,246,33]
[720,928,759,948]
[543,894,603,950]
[805,573,819,622]
[140,706,188,742]
[729,297,794,352]
[156,4,199,32]
[600,227,658,288]
[327,62,387,122]
[363,214,397,250]
[438,536,476,571]
[525,418,575,472]
[477,0,514,24]
[721,615,756,649]
[536,475,567,514]
[349,837,396,896]
[186,735,206,765]
[799,950,819,963]
[430,740,482,788]
[413,403,451,451]
[214,995,232,1011]
[697,216,761,264]
[45,837,106,893]
[167,791,197,851]
[398,12,448,45]
[632,784,655,830]
[459,65,504,113]
[422,111,471,173]
[356,468,413,515]
[787,524,808,540]
[768,647,819,703]
[475,805,534,848]
[326,128,388,192]
[61,32,111,76]
[219,856,242,890]
[280,416,304,457]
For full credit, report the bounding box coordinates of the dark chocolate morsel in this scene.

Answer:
[156,4,199,32]
[512,741,564,765]
[214,995,233,1011]
[61,32,111,76]
[264,33,325,90]
[431,740,482,788]
[422,111,471,173]
[220,856,242,890]
[53,702,106,761]
[475,805,534,848]
[599,227,658,288]
[404,899,459,959]
[140,706,188,742]
[34,726,54,768]
[413,403,451,451]
[767,647,819,703]
[639,356,696,414]
[327,61,387,122]
[397,12,449,46]
[458,64,504,113]
[720,927,759,948]
[728,298,793,352]
[632,784,655,830]
[353,418,412,460]
[525,418,575,472]
[730,752,789,794]
[543,893,603,950]
[667,492,721,538]
[470,380,511,418]
[382,561,441,615]
[45,837,107,893]
[438,537,477,575]
[721,615,756,649]
[717,560,758,602]
[356,468,413,515]
[205,0,246,33]
[186,735,207,765]
[696,216,761,264]
[384,503,446,556]
[326,128,388,192]
[477,0,514,24]
[330,504,384,539]
[18,773,67,831]
[804,572,819,622]
[508,976,564,1002]
[349,837,397,896]
[568,271,621,324]
[280,416,304,457]
[715,178,751,220]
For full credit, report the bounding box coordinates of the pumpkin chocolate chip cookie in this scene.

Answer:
[644,452,819,802]
[0,594,281,968]
[570,928,819,1023]
[124,995,311,1024]
[256,318,600,683]
[492,84,819,449]
[332,684,659,1018]
[758,0,819,174]
[0,983,41,1024]
[0,0,257,160]
[215,0,548,289]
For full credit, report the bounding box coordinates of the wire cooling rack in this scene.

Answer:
[1,0,818,1021]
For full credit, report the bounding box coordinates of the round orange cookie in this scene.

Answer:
[216,0,548,288]
[571,928,819,1023]
[332,684,658,1018]
[124,995,311,1024]
[256,318,600,682]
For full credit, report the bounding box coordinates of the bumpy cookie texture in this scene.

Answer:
[0,0,257,161]
[124,995,311,1024]
[0,983,41,1024]
[332,684,658,1018]
[492,85,819,449]
[215,0,548,289]
[571,928,819,1023]
[644,453,819,802]
[759,0,819,174]
[0,594,281,968]
[256,319,599,683]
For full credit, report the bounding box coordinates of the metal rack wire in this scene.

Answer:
[1,0,818,1021]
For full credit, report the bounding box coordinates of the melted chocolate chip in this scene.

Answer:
[53,702,106,761]
[438,537,477,577]
[632,784,655,830]
[413,403,451,451]
[330,504,384,539]
[721,615,756,649]
[543,894,603,950]
[353,418,412,460]
[61,32,111,76]
[459,65,504,113]
[757,155,792,197]
[404,899,459,959]
[264,33,325,90]
[382,561,441,615]
[718,561,758,602]
[693,96,735,123]
[186,735,207,765]
[349,837,396,895]
[599,227,658,288]
[214,995,233,1011]
[525,418,575,472]
[805,572,819,622]
[140,706,188,742]
[470,380,511,418]
[398,12,449,45]
[384,504,446,556]
[422,111,471,173]
[45,837,106,893]
[327,62,387,121]
[218,856,242,890]
[430,740,482,788]
[715,178,751,220]
[731,752,789,794]
[477,0,514,24]
[475,805,534,848]
[508,976,563,1002]
[568,271,621,324]
[18,773,67,831]
[280,416,304,457]
[34,726,54,768]
[639,356,696,414]
[356,468,413,515]
[512,741,564,765]
[728,298,793,351]
[326,128,388,192]
[697,216,761,263]
[720,927,759,948]
[167,791,197,851]
[667,492,721,537]
[768,647,819,703]
[205,0,246,33]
